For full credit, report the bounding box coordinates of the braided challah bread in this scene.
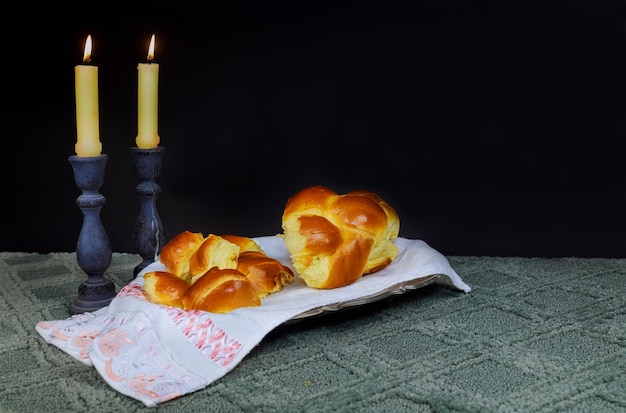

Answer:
[142,232,293,313]
[281,185,400,289]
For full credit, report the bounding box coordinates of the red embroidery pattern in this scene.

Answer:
[118,283,148,300]
[165,307,242,366]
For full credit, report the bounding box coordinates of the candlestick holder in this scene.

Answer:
[68,154,117,315]
[131,146,165,277]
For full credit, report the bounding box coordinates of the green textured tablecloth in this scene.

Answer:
[1,251,626,412]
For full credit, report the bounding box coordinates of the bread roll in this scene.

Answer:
[143,271,190,308]
[236,251,295,298]
[188,234,240,284]
[159,230,205,279]
[182,267,261,313]
[281,185,399,289]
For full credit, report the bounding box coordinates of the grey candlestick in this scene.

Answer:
[68,154,117,315]
[131,146,165,277]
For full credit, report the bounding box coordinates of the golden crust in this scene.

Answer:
[221,234,264,253]
[143,271,190,308]
[236,251,295,298]
[159,230,205,280]
[345,189,400,274]
[188,234,240,283]
[182,267,261,313]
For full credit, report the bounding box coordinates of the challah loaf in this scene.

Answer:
[146,231,294,312]
[281,185,400,289]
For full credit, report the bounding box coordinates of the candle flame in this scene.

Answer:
[147,34,155,61]
[83,35,92,63]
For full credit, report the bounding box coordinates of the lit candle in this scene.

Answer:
[74,35,102,157]
[136,34,160,148]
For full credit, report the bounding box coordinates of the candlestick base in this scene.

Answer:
[131,146,165,277]
[68,154,117,315]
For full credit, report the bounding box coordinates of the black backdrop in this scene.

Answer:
[2,1,626,258]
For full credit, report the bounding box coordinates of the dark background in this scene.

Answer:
[2,1,626,258]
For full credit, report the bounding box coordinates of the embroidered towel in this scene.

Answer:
[36,236,470,406]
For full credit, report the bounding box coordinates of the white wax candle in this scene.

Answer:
[136,34,160,149]
[75,35,102,157]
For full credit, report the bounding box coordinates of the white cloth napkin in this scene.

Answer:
[36,236,470,407]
